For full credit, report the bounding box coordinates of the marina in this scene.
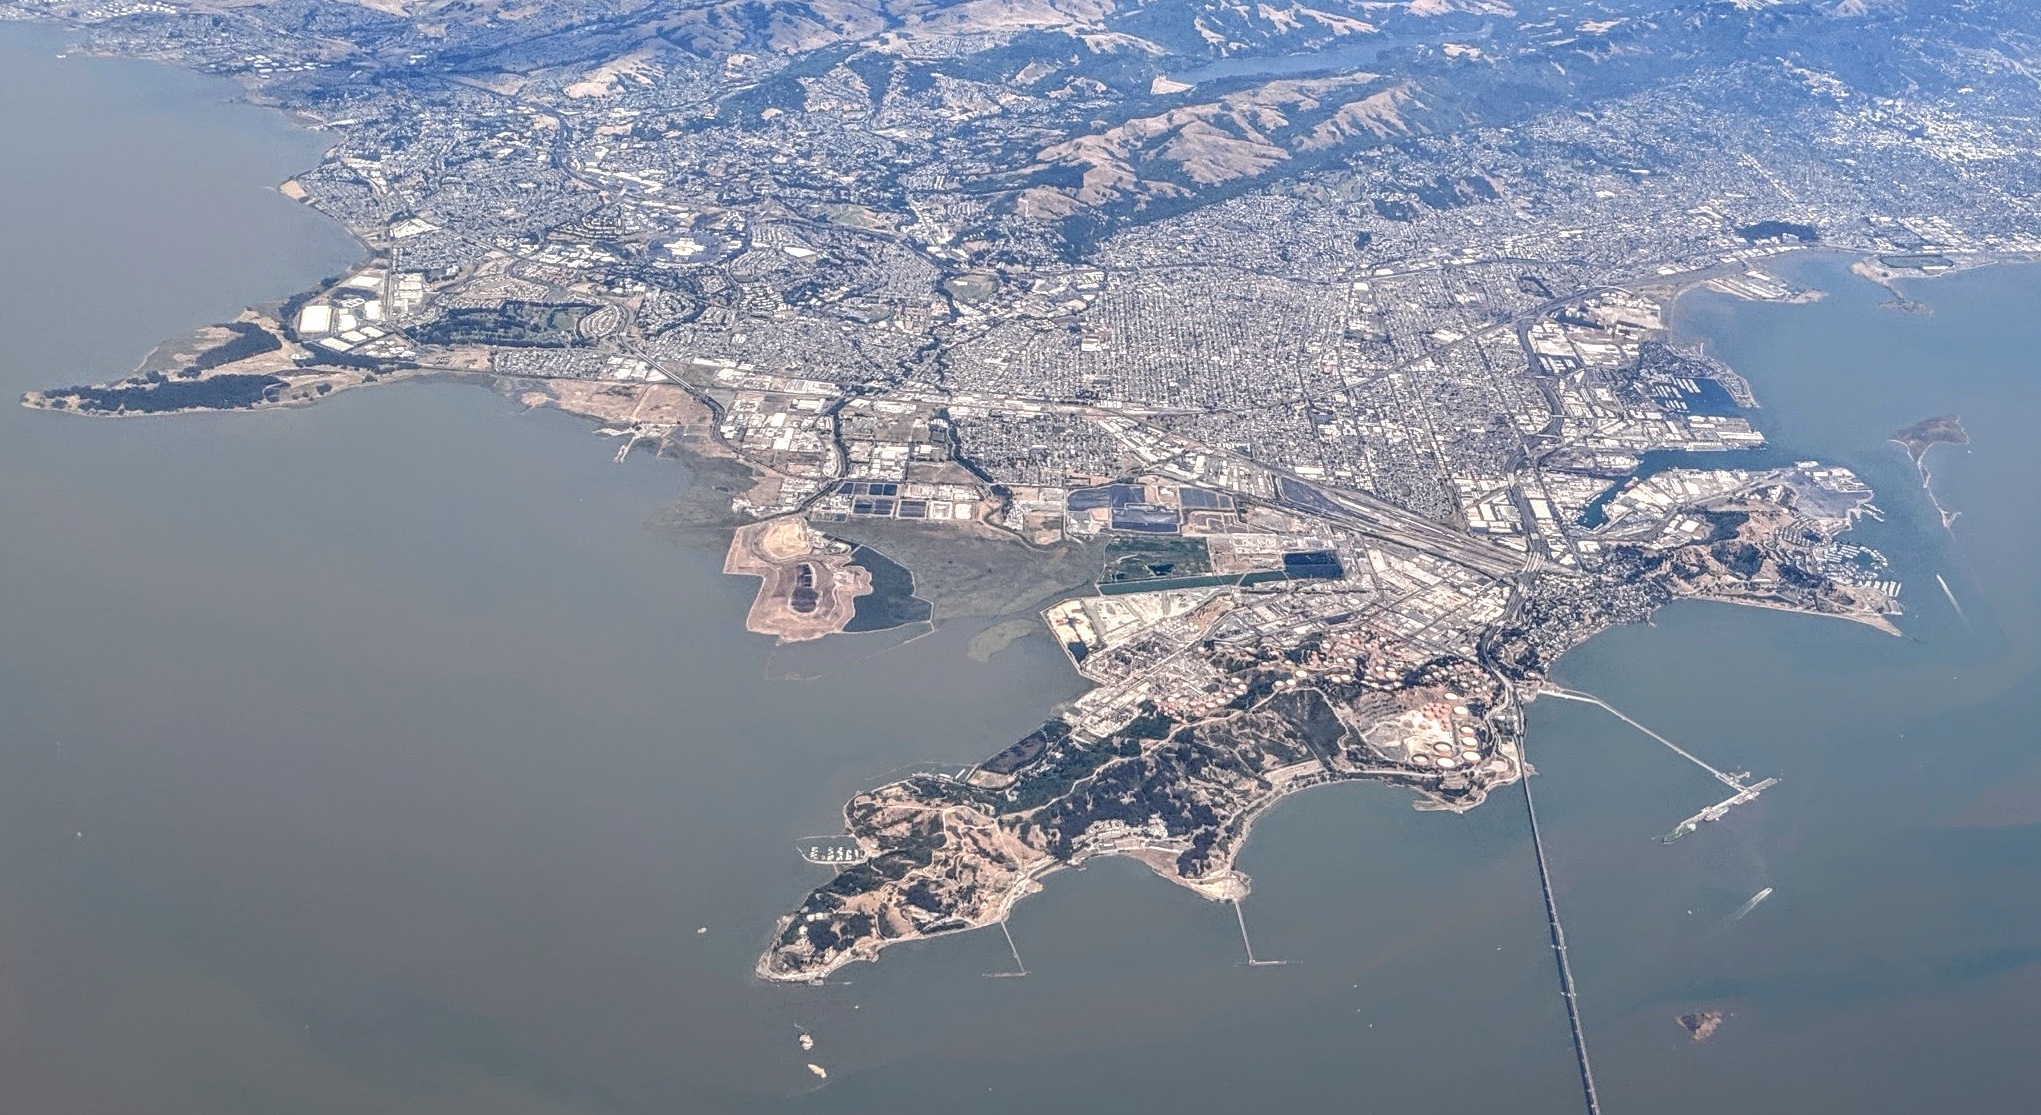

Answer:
[797,837,868,866]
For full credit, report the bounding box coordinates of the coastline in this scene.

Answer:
[753,249,1941,985]
[754,742,1506,984]
[10,6,2041,1112]
[19,227,1940,987]
[8,16,1996,992]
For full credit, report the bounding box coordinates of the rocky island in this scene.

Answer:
[1678,1010,1727,1043]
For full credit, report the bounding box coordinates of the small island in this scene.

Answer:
[1893,414,1970,462]
[1892,415,1970,530]
[1678,1010,1727,1043]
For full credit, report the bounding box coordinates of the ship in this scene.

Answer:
[1729,887,1774,921]
[1661,777,1780,844]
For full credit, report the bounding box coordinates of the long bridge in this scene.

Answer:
[1521,743,1603,1115]
[1517,683,1789,1111]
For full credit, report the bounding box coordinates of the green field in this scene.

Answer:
[1101,536,1214,585]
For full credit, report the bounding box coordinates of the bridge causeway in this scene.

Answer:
[1521,748,1603,1115]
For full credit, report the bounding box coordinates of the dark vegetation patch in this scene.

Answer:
[1002,733,1143,812]
[58,373,286,414]
[1120,702,1178,741]
[843,545,933,631]
[410,301,596,347]
[1711,541,1766,577]
[1266,688,1350,762]
[185,321,281,373]
[1735,220,1819,243]
[980,718,1071,777]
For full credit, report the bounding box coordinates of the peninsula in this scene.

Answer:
[11,0,2031,986]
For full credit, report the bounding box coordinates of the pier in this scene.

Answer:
[1538,685,1744,789]
[983,921,1029,978]
[1539,685,1778,840]
[1663,777,1778,843]
[1232,899,1287,967]
[1521,749,1602,1115]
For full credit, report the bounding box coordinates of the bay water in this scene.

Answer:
[4,22,2038,1114]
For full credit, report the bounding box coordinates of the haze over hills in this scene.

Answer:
[62,0,1996,248]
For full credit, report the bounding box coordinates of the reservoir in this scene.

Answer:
[4,21,2040,1114]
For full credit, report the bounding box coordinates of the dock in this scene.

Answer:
[1662,777,1779,843]
[1233,899,1287,967]
[1538,685,1745,790]
[1539,685,1779,840]
[983,921,1028,978]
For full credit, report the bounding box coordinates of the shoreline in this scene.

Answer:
[20,229,1934,987]
[756,581,1895,985]
[752,251,1932,985]
[755,716,1509,985]
[9,14,1992,990]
